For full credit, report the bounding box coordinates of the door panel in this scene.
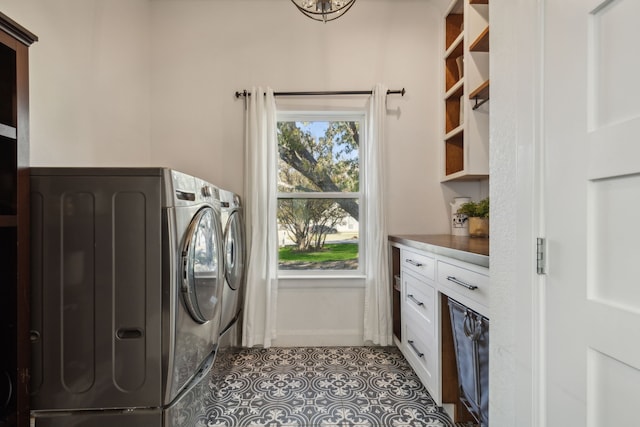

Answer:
[544,0,640,424]
[30,175,163,410]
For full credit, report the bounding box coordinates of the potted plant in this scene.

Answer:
[456,197,489,237]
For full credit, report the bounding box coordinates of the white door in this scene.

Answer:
[544,0,640,425]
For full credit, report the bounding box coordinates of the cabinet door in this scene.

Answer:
[30,176,163,410]
[0,15,36,427]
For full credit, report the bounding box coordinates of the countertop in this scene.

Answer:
[388,234,489,268]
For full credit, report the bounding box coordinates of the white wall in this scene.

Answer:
[0,0,488,346]
[1,0,152,166]
[149,0,485,345]
[149,0,484,230]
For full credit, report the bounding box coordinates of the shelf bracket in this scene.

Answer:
[472,96,489,110]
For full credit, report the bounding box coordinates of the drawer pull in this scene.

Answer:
[407,294,424,307]
[407,340,424,358]
[406,259,424,267]
[447,276,478,290]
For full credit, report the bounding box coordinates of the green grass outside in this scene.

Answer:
[279,243,358,263]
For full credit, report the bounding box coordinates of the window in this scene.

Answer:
[276,112,364,274]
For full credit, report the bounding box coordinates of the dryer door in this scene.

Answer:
[224,210,246,291]
[181,207,222,324]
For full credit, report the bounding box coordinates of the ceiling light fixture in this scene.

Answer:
[290,0,357,23]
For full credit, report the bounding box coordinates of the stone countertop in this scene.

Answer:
[388,234,489,268]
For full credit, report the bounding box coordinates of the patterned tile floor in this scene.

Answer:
[204,346,474,427]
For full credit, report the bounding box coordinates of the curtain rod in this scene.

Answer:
[234,88,405,98]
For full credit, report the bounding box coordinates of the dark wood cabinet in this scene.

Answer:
[0,11,37,427]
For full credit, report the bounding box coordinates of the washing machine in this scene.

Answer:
[29,168,224,427]
[218,188,246,348]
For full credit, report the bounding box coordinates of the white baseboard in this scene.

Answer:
[272,330,364,347]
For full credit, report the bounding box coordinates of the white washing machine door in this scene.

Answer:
[181,207,222,324]
[224,210,245,291]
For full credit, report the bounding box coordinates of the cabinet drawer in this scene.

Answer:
[401,249,435,280]
[437,259,489,310]
[404,272,435,330]
[404,320,437,392]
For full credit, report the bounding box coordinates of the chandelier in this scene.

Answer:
[290,0,357,23]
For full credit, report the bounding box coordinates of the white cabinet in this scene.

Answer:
[404,272,436,324]
[392,241,489,420]
[400,254,440,402]
[402,248,435,280]
[437,258,489,314]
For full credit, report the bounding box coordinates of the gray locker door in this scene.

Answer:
[30,174,163,410]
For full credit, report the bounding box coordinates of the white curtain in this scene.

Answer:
[242,87,278,348]
[363,83,392,346]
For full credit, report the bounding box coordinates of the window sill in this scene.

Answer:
[277,274,366,288]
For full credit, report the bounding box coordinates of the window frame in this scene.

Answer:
[275,110,367,278]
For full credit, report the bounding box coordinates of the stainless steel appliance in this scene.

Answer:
[29,168,224,426]
[218,189,246,348]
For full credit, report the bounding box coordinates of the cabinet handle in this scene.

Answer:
[407,340,424,358]
[405,259,423,267]
[447,276,478,290]
[407,294,424,307]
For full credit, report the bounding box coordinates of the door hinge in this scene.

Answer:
[536,237,546,275]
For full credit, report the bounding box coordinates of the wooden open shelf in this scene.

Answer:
[442,0,489,182]
[445,35,464,92]
[470,79,490,101]
[445,124,464,141]
[445,78,464,101]
[445,33,464,60]
[445,133,464,176]
[470,26,489,52]
[446,97,463,134]
[445,12,464,50]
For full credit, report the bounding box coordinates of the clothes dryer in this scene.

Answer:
[218,189,246,348]
[29,168,224,427]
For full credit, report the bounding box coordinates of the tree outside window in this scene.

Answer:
[277,115,363,271]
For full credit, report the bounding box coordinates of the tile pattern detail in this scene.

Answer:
[204,346,472,427]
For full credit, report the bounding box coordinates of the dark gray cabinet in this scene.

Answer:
[0,11,36,427]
